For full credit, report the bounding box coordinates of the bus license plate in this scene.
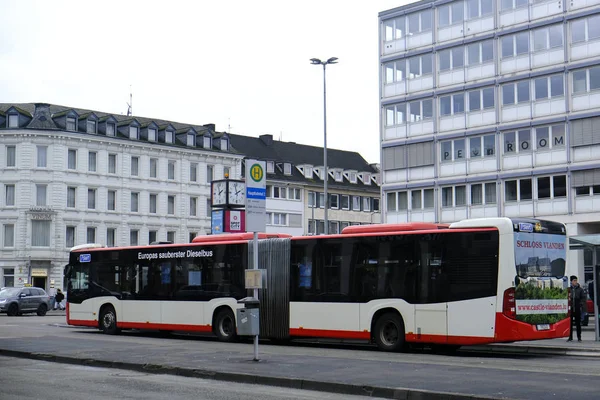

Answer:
[537,324,550,331]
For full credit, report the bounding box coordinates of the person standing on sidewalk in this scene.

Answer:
[568,275,586,342]
[54,289,65,311]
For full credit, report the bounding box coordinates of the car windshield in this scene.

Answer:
[0,288,21,298]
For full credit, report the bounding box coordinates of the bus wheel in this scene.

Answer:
[7,303,18,316]
[214,309,237,342]
[100,306,119,335]
[374,313,405,352]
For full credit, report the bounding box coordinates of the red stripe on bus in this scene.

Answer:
[494,312,570,342]
[117,321,213,333]
[68,319,98,327]
[289,328,370,340]
[405,333,494,345]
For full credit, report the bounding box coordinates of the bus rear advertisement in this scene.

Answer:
[65,217,570,352]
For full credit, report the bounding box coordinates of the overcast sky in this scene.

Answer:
[0,0,407,164]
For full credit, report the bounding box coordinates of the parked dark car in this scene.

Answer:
[0,287,51,316]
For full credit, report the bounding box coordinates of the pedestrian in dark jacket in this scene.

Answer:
[568,275,586,342]
[54,289,65,310]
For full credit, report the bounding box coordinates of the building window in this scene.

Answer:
[67,149,76,170]
[150,158,158,178]
[439,93,465,116]
[149,194,157,214]
[190,163,198,182]
[190,197,197,216]
[272,186,287,199]
[501,32,529,58]
[67,187,76,208]
[352,195,361,211]
[471,182,497,205]
[87,188,96,209]
[36,184,47,206]
[407,54,433,79]
[410,189,434,210]
[2,268,14,287]
[106,123,116,136]
[308,192,316,208]
[407,9,432,34]
[37,146,47,168]
[86,227,96,243]
[108,153,117,174]
[66,226,75,248]
[87,120,97,134]
[469,134,495,158]
[167,231,176,243]
[6,145,16,167]
[533,24,563,52]
[149,230,157,244]
[441,138,466,162]
[504,129,532,154]
[107,190,116,211]
[505,179,532,201]
[206,165,214,183]
[168,160,175,180]
[8,114,19,128]
[502,81,530,105]
[107,228,116,247]
[439,1,464,27]
[385,103,406,126]
[32,220,51,247]
[131,192,139,212]
[467,40,494,66]
[386,192,397,211]
[189,232,198,242]
[272,213,287,226]
[439,46,464,71]
[5,184,15,206]
[267,161,275,173]
[330,194,339,209]
[131,156,139,176]
[187,133,195,147]
[466,0,493,19]
[372,198,380,212]
[66,117,76,131]
[289,188,301,200]
[168,195,175,215]
[468,88,495,111]
[534,125,565,151]
[384,16,405,41]
[224,166,230,178]
[284,163,292,175]
[537,175,567,199]
[442,185,466,207]
[3,224,14,247]
[129,126,139,140]
[408,99,433,122]
[384,60,404,84]
[572,15,600,44]
[206,198,211,218]
[534,75,564,100]
[166,130,174,143]
[203,136,211,149]
[148,128,157,142]
[362,197,371,212]
[220,138,228,151]
[572,66,600,94]
[88,151,97,172]
[130,230,139,246]
[501,0,528,10]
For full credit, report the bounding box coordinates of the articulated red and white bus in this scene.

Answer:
[65,217,570,351]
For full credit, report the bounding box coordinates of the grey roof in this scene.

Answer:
[25,103,57,130]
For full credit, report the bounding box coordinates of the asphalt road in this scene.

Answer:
[0,356,387,400]
[1,314,600,400]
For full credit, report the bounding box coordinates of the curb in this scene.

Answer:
[465,344,600,357]
[0,348,502,400]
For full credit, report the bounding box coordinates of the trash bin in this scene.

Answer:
[236,297,260,336]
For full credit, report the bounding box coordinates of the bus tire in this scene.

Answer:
[374,312,405,352]
[214,308,237,342]
[100,306,119,335]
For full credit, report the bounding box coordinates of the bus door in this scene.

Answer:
[413,239,448,342]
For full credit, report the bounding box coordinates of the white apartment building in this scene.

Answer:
[379,0,600,280]
[0,103,243,290]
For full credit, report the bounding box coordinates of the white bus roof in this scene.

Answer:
[70,243,106,252]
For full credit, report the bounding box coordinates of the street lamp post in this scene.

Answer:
[310,57,338,235]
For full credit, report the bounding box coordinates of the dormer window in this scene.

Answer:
[335,171,343,182]
[66,117,76,131]
[148,128,157,142]
[166,130,174,143]
[284,163,292,175]
[129,126,139,139]
[350,172,357,183]
[187,133,195,146]
[220,138,228,151]
[203,136,211,149]
[267,161,275,173]
[8,114,18,128]
[86,120,97,134]
[363,173,371,185]
[106,123,115,136]
[304,167,312,178]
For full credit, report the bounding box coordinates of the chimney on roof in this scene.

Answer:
[259,134,273,146]
[204,123,215,131]
[27,103,55,129]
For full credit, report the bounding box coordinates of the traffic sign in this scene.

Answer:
[245,159,266,232]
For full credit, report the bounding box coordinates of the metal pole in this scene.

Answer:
[323,64,328,235]
[253,231,259,360]
[593,248,599,342]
